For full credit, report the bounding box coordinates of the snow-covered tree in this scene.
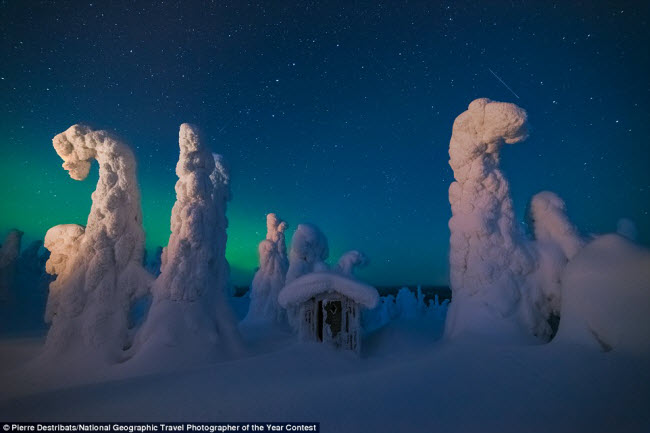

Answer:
[445,99,587,342]
[445,98,541,341]
[335,250,367,276]
[525,191,584,322]
[211,153,234,297]
[134,124,241,363]
[286,223,329,284]
[42,125,151,362]
[0,229,23,302]
[244,213,289,324]
[527,191,583,260]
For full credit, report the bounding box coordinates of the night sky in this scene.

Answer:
[1,1,649,286]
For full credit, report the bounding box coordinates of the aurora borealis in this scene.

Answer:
[1,1,649,286]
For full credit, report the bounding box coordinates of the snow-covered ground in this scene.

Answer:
[1,295,648,433]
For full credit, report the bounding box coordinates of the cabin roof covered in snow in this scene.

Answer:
[278,271,379,309]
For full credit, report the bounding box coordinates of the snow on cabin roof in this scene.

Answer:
[278,271,379,309]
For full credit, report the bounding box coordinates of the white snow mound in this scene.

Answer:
[554,234,650,355]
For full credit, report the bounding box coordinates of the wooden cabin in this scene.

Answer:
[278,272,379,353]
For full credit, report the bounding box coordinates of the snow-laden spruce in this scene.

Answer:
[445,99,586,342]
[133,124,241,363]
[0,229,23,301]
[445,99,536,341]
[286,223,329,284]
[42,126,152,362]
[244,213,289,324]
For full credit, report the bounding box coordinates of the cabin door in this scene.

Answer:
[324,299,342,340]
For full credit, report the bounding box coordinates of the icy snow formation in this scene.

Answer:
[244,213,289,324]
[554,234,650,355]
[43,125,151,362]
[134,124,241,362]
[285,223,329,284]
[0,229,23,301]
[278,271,379,309]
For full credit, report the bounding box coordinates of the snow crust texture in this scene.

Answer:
[43,125,151,362]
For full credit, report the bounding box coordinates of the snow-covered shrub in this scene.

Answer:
[554,234,650,355]
[427,294,450,320]
[362,288,449,332]
[43,125,152,362]
[134,124,241,362]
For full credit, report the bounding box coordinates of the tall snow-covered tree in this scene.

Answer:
[42,125,151,362]
[445,99,585,342]
[134,124,241,363]
[445,98,541,341]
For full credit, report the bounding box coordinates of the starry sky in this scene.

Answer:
[1,1,649,286]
